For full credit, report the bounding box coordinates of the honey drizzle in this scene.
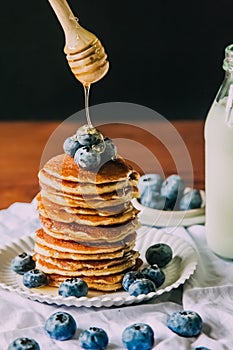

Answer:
[84,84,93,128]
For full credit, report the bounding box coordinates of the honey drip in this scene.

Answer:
[84,84,93,128]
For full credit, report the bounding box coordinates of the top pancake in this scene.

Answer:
[41,154,139,184]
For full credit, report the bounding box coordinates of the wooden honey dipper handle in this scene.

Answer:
[48,0,96,53]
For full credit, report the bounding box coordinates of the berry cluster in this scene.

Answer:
[63,124,117,170]
[122,243,172,296]
[139,174,203,211]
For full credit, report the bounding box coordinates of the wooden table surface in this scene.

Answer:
[0,120,205,210]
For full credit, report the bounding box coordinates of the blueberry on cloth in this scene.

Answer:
[141,265,165,288]
[74,146,101,170]
[7,337,40,350]
[122,323,154,350]
[63,135,81,157]
[145,243,173,268]
[22,269,48,288]
[58,277,88,298]
[11,252,35,275]
[179,189,202,210]
[167,310,203,337]
[79,326,109,350]
[160,174,185,210]
[128,278,156,296]
[45,311,77,341]
[140,189,166,210]
[138,173,162,196]
[122,271,144,291]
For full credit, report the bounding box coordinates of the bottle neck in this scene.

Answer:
[216,45,233,103]
[223,44,233,73]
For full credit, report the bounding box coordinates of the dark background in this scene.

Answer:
[1,0,233,121]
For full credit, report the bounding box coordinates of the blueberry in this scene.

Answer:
[76,125,102,146]
[99,138,117,163]
[79,327,109,350]
[23,269,48,288]
[74,146,101,170]
[145,243,173,268]
[128,278,156,296]
[77,133,100,146]
[138,174,162,197]
[45,311,77,341]
[140,189,166,210]
[122,323,154,350]
[63,136,81,157]
[161,174,185,210]
[122,271,144,291]
[194,347,211,350]
[58,277,88,298]
[7,337,40,350]
[167,310,203,337]
[179,189,202,210]
[141,265,165,288]
[11,252,35,275]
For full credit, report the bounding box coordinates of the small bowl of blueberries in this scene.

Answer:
[132,174,205,227]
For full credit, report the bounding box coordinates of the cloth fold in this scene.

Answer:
[0,201,233,350]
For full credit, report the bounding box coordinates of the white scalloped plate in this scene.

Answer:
[0,229,198,308]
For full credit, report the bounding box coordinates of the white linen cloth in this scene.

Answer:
[0,201,233,350]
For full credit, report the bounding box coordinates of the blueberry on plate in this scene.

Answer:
[7,337,40,350]
[145,243,173,268]
[74,146,101,170]
[11,252,36,275]
[160,174,185,210]
[167,310,203,337]
[140,189,166,210]
[63,135,81,157]
[45,311,77,341]
[58,277,88,298]
[23,269,48,288]
[122,323,154,350]
[179,189,202,210]
[122,271,144,291]
[138,173,162,196]
[128,278,156,297]
[141,265,165,288]
[79,327,109,350]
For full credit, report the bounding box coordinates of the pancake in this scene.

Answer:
[42,154,139,184]
[40,186,139,208]
[39,169,136,196]
[35,228,136,254]
[34,250,139,271]
[47,273,125,291]
[41,257,143,291]
[39,215,140,243]
[34,241,135,260]
[38,193,132,216]
[37,197,138,226]
[35,250,140,276]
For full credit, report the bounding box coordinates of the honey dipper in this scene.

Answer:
[48,0,109,85]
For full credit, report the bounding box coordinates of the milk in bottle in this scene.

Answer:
[205,44,233,259]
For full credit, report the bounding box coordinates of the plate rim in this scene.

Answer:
[0,230,198,308]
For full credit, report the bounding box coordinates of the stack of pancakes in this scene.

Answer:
[34,153,141,291]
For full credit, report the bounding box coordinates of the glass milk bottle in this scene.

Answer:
[205,44,233,259]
